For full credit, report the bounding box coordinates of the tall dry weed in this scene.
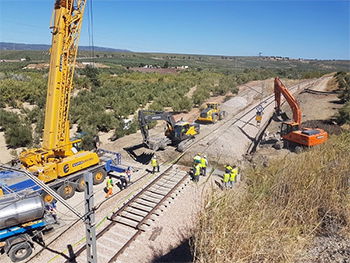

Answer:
[193,133,350,263]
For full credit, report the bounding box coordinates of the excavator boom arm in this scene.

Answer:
[274,77,302,125]
[138,110,176,144]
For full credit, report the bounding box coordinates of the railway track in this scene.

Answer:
[67,165,190,263]
[21,77,323,263]
[68,78,320,262]
[190,77,321,152]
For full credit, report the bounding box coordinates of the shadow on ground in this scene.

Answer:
[151,238,193,263]
[123,144,154,164]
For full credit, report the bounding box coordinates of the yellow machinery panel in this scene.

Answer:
[27,151,99,183]
[197,103,225,123]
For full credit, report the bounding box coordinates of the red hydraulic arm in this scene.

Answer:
[274,77,302,125]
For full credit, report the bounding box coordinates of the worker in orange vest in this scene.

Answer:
[105,175,113,198]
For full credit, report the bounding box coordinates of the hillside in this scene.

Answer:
[0,42,131,53]
[0,47,349,73]
[194,133,350,262]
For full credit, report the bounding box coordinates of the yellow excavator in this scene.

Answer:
[197,102,227,123]
[138,110,200,152]
[18,0,106,200]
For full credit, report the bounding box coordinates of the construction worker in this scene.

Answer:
[45,199,58,222]
[193,163,201,182]
[151,155,159,174]
[229,165,239,188]
[223,171,230,189]
[105,175,113,198]
[93,134,100,149]
[126,166,132,183]
[193,153,201,165]
[200,155,208,176]
[119,173,128,190]
[255,104,264,127]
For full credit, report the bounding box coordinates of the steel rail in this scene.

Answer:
[67,165,187,262]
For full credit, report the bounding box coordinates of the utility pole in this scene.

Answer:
[84,172,97,263]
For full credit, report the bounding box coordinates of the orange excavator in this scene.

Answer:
[274,77,328,150]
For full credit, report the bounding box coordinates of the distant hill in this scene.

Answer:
[0,42,131,53]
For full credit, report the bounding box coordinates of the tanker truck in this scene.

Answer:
[0,171,57,262]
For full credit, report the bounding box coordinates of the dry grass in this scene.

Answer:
[193,133,350,263]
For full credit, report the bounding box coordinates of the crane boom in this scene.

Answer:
[274,77,302,125]
[19,0,100,184]
[43,0,87,153]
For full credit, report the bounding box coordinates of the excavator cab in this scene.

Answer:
[280,122,300,137]
[207,103,218,110]
[173,122,199,141]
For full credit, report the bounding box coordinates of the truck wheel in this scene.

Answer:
[57,183,75,200]
[75,177,86,192]
[92,169,106,185]
[41,192,54,203]
[212,114,218,123]
[8,242,33,262]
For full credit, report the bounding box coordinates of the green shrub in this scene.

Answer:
[5,124,32,147]
[337,101,350,125]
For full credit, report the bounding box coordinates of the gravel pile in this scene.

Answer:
[296,235,350,263]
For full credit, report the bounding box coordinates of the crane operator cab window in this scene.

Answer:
[72,141,82,152]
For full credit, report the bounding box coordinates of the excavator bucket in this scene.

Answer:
[272,111,289,122]
[280,112,289,121]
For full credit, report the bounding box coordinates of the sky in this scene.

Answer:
[0,0,349,60]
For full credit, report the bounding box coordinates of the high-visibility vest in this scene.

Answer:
[200,157,207,168]
[194,165,201,176]
[106,178,113,189]
[194,155,201,163]
[223,173,230,183]
[230,168,238,182]
[151,158,158,167]
[225,165,233,173]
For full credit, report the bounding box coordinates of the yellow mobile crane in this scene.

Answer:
[19,0,104,199]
